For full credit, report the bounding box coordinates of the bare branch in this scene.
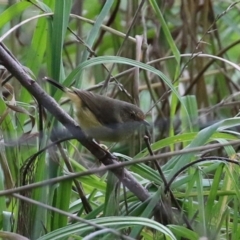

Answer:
[0,43,152,206]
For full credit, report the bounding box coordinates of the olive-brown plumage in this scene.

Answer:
[44,77,148,142]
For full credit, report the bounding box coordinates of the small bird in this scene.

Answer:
[44,77,149,142]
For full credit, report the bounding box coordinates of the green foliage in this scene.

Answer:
[0,0,240,239]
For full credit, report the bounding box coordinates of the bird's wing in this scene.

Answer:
[72,89,122,127]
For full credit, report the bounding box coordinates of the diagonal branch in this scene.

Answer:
[0,43,158,211]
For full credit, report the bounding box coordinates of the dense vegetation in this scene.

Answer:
[0,0,240,239]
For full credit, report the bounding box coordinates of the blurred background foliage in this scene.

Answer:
[0,0,240,239]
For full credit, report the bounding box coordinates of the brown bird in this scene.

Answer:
[44,77,149,142]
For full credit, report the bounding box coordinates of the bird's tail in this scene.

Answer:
[43,77,67,92]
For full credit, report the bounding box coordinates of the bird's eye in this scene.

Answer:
[130,111,136,119]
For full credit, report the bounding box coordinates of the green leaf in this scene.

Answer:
[0,1,31,30]
[81,0,115,63]
[50,0,72,81]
